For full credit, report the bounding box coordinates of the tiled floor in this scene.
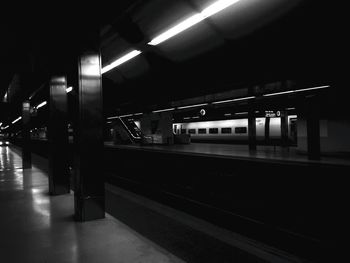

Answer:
[0,146,184,263]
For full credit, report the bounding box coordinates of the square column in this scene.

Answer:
[48,76,70,195]
[74,53,105,221]
[248,109,257,151]
[22,101,32,169]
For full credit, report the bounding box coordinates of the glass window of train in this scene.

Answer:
[209,128,219,134]
[235,127,247,134]
[181,129,187,134]
[188,129,196,134]
[198,128,207,134]
[221,127,232,134]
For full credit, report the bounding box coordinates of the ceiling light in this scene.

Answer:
[66,87,73,93]
[263,85,329,97]
[37,101,47,109]
[148,0,242,45]
[102,50,142,74]
[178,103,208,109]
[152,108,175,113]
[212,96,255,104]
[12,117,22,124]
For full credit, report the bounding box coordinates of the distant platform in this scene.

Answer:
[104,141,350,167]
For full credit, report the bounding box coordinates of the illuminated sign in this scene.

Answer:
[265,110,281,117]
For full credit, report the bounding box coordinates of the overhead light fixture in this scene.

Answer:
[12,116,22,124]
[152,108,175,113]
[286,107,295,110]
[183,117,191,120]
[148,0,242,45]
[66,87,73,93]
[212,96,256,104]
[235,112,248,115]
[224,113,232,116]
[0,122,2,127]
[101,50,142,74]
[2,125,9,129]
[178,103,208,109]
[263,85,329,97]
[36,101,47,109]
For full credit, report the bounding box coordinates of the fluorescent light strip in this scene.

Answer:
[152,107,175,113]
[212,96,256,104]
[133,113,143,116]
[263,85,329,97]
[101,50,142,74]
[12,116,22,124]
[107,116,118,120]
[183,117,191,120]
[192,116,200,119]
[235,112,248,115]
[286,107,295,110]
[66,87,73,93]
[0,122,2,127]
[178,103,208,109]
[148,0,242,45]
[2,125,9,129]
[224,113,232,116]
[37,101,47,109]
[119,114,133,118]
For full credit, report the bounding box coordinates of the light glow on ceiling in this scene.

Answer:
[12,116,22,124]
[37,101,47,109]
[148,0,242,46]
[263,85,330,97]
[102,50,142,74]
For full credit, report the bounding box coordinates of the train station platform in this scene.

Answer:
[1,145,298,263]
[104,142,350,167]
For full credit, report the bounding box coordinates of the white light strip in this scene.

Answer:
[235,112,248,115]
[37,101,47,109]
[133,112,143,116]
[66,87,73,93]
[183,117,191,120]
[107,116,119,120]
[12,116,22,124]
[119,114,133,118]
[224,113,232,116]
[101,50,142,74]
[178,103,208,109]
[192,116,200,119]
[148,0,242,45]
[2,125,9,129]
[0,122,2,127]
[255,111,259,113]
[212,96,256,104]
[152,107,175,113]
[263,85,329,97]
[286,107,295,110]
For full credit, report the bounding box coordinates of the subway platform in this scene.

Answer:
[0,145,303,263]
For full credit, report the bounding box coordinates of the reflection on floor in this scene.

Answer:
[0,146,184,263]
[105,142,350,166]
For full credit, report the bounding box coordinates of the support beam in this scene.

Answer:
[280,111,289,147]
[48,76,70,195]
[248,109,257,151]
[74,52,105,221]
[306,104,321,160]
[22,101,31,169]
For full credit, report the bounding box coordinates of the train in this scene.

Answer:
[173,115,297,145]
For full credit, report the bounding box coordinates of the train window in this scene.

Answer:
[209,128,219,134]
[181,129,187,134]
[235,127,247,134]
[188,129,196,134]
[198,128,207,134]
[221,127,232,134]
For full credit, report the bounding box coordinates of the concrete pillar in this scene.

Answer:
[248,109,257,151]
[48,76,70,195]
[22,101,31,168]
[74,52,105,221]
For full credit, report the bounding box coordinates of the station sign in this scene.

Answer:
[265,110,282,117]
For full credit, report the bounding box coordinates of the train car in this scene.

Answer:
[173,115,297,145]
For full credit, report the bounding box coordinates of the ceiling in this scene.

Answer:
[0,0,344,121]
